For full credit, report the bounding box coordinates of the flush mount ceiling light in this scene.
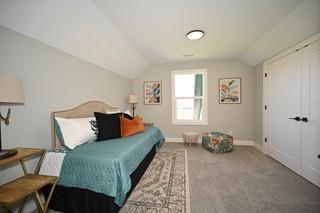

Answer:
[186,30,204,40]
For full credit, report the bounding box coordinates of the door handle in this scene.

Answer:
[301,117,308,122]
[289,116,301,121]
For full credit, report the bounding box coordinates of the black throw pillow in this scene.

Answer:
[94,112,121,141]
[94,112,133,141]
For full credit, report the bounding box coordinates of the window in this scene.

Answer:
[171,69,208,125]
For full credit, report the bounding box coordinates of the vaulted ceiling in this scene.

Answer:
[0,0,319,79]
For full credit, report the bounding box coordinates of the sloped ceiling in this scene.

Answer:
[1,0,319,79]
[92,0,304,64]
[0,0,149,79]
[240,0,320,65]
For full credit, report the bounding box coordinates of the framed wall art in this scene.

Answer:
[144,81,162,105]
[219,78,241,104]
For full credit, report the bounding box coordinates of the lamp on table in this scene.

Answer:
[128,94,138,117]
[0,74,25,160]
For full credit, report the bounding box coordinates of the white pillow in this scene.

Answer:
[55,117,96,150]
[124,110,132,117]
[106,110,132,117]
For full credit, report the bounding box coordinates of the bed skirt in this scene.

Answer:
[44,145,157,213]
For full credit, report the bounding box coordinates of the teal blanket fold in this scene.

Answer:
[58,127,165,206]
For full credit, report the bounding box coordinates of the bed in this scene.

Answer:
[39,101,165,213]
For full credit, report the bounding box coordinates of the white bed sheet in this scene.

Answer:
[39,152,66,177]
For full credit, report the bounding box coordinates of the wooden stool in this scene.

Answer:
[183,132,198,147]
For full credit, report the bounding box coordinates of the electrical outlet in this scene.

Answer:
[228,130,233,135]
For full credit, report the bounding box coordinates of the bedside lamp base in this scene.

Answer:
[0,149,17,160]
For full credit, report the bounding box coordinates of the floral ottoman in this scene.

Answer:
[202,132,233,153]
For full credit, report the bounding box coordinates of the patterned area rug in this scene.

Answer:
[120,149,190,213]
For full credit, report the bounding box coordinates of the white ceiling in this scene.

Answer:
[93,0,304,63]
[240,0,320,65]
[0,0,149,79]
[1,0,319,79]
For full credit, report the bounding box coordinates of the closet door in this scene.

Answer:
[267,51,302,174]
[301,40,320,187]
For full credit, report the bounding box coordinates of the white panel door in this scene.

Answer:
[302,41,320,187]
[267,51,302,174]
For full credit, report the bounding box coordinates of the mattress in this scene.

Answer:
[58,126,165,206]
[39,152,66,177]
[44,146,157,213]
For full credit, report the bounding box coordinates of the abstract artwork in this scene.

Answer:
[219,78,241,104]
[144,81,162,105]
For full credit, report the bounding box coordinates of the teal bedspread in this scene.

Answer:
[58,127,165,206]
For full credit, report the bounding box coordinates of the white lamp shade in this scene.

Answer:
[128,94,138,104]
[0,75,25,104]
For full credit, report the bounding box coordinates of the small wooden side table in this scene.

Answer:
[0,148,57,213]
[143,122,154,127]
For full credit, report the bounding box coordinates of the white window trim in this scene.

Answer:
[171,69,208,125]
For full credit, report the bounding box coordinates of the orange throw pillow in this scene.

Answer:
[120,115,145,137]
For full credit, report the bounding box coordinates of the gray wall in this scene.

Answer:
[0,26,131,212]
[253,64,264,145]
[133,60,254,141]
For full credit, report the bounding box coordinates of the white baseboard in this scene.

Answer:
[166,137,253,145]
[253,141,264,153]
[165,137,263,153]
[166,137,185,143]
[233,140,253,146]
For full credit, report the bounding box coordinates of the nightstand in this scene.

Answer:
[143,122,154,127]
[0,148,57,213]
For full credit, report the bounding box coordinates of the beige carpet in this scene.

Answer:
[120,149,190,213]
[164,143,320,213]
[45,143,320,213]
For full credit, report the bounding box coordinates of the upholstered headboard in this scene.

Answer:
[51,101,118,149]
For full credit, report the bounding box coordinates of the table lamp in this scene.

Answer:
[128,94,138,117]
[0,74,25,160]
